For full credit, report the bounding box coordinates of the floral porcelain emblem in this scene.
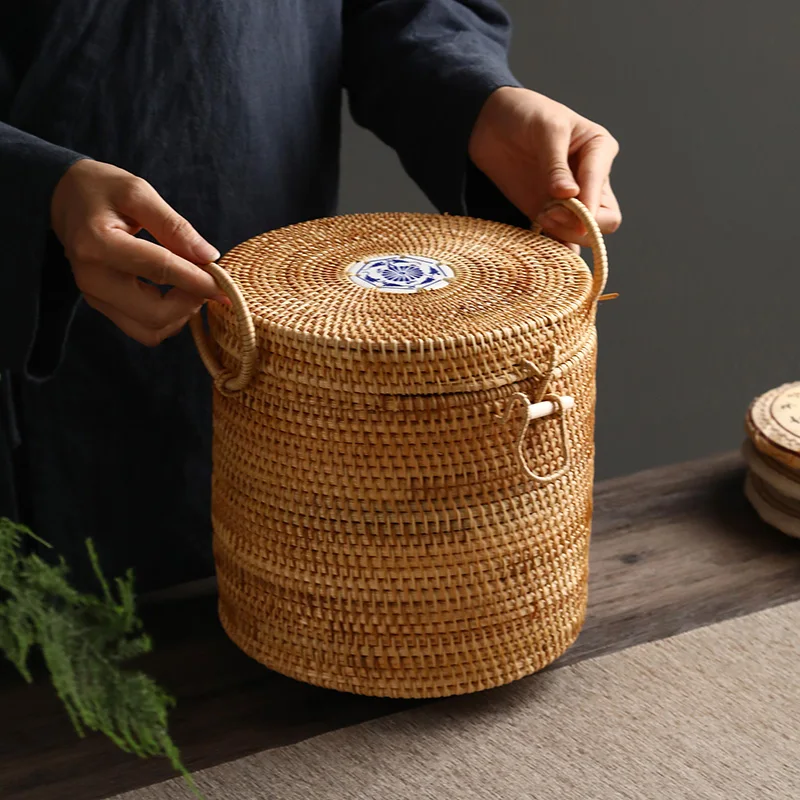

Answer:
[345,255,455,293]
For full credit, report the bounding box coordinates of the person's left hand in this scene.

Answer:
[468,86,621,252]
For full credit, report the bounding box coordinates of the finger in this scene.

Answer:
[83,293,194,347]
[539,122,580,199]
[538,204,585,238]
[594,206,622,234]
[100,229,226,300]
[539,203,619,244]
[541,205,580,230]
[77,267,205,329]
[539,180,621,238]
[115,178,220,264]
[575,132,619,216]
[599,182,622,232]
[533,223,582,254]
[538,219,589,247]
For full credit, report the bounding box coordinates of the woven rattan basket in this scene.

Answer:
[189,198,610,699]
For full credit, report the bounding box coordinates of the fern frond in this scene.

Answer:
[0,517,204,799]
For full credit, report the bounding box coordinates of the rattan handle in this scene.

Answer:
[189,262,257,393]
[532,197,609,303]
[503,391,573,484]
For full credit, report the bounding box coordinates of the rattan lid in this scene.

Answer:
[225,212,594,343]
[198,203,608,395]
[745,382,800,470]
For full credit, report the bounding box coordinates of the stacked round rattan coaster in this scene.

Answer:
[743,381,800,539]
[190,199,611,699]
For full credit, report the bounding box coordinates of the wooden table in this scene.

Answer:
[3,451,800,800]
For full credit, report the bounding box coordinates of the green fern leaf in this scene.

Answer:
[0,517,204,799]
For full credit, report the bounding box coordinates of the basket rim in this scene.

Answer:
[209,316,597,397]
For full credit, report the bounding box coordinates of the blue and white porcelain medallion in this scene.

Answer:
[345,255,455,293]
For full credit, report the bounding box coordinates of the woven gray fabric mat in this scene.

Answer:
[112,601,800,800]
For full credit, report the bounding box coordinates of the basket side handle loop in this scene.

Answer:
[503,392,573,484]
[189,262,257,394]
[531,197,609,304]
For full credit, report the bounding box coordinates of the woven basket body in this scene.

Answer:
[191,204,608,698]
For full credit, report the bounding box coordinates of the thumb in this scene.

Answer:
[541,125,579,198]
[117,179,220,264]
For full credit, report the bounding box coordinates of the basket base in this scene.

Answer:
[216,591,588,700]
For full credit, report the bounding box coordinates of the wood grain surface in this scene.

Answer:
[2,450,799,800]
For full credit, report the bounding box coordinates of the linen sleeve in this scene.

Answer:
[0,121,87,379]
[342,0,528,226]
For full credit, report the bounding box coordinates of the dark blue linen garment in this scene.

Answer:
[0,1,525,592]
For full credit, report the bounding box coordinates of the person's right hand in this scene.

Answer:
[51,158,228,347]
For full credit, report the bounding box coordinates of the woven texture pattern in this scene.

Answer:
[195,209,606,698]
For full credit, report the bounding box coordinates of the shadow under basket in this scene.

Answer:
[189,198,611,699]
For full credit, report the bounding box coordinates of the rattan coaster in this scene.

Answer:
[744,472,800,539]
[745,381,800,471]
[741,438,800,502]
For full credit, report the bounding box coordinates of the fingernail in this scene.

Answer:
[214,294,232,307]
[556,179,579,193]
[195,242,221,263]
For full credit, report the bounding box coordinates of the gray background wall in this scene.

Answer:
[337,0,800,481]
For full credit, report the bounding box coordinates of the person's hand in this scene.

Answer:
[468,87,621,252]
[51,159,227,346]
